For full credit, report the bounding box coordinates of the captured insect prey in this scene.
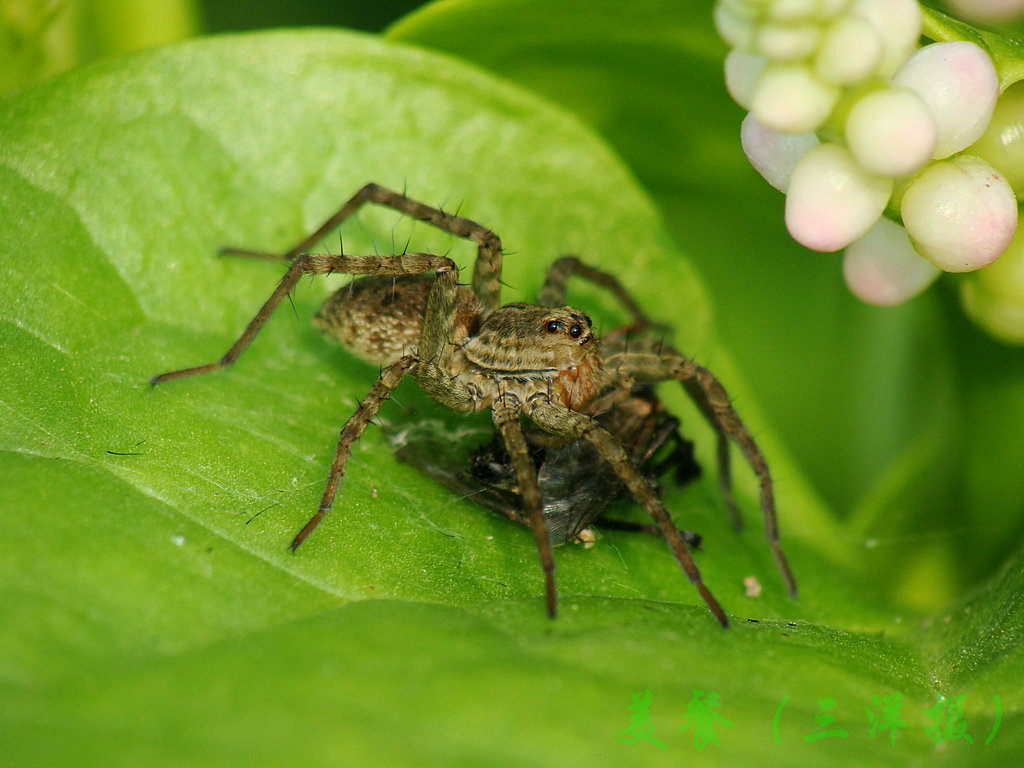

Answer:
[151,183,797,626]
[391,381,705,549]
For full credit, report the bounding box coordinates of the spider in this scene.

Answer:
[151,183,796,626]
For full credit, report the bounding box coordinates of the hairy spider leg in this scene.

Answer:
[537,255,668,333]
[605,344,798,598]
[679,374,741,530]
[149,252,456,385]
[224,182,504,314]
[150,250,465,537]
[525,393,729,627]
[290,267,484,549]
[291,354,418,549]
[492,393,557,618]
[153,182,503,386]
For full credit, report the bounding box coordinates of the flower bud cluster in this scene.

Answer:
[717,0,1024,339]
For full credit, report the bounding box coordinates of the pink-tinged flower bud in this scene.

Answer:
[741,113,820,191]
[892,41,999,159]
[785,142,893,251]
[845,87,938,176]
[843,218,940,305]
[901,156,1018,271]
[752,63,841,132]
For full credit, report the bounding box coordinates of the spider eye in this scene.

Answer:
[569,324,583,338]
[545,320,561,334]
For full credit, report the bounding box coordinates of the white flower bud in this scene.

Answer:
[714,2,758,49]
[756,21,822,61]
[741,113,820,191]
[961,227,1024,344]
[818,0,854,17]
[893,41,999,159]
[843,218,940,305]
[814,14,883,85]
[767,0,823,21]
[845,87,938,176]
[785,142,894,251]
[752,63,841,132]
[850,0,922,76]
[725,49,768,110]
[901,155,1018,272]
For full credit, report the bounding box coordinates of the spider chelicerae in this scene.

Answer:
[151,183,796,626]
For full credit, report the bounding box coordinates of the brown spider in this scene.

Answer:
[151,183,796,626]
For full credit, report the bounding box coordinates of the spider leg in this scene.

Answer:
[416,262,461,373]
[492,393,558,618]
[294,266,476,548]
[595,518,702,548]
[290,354,418,549]
[605,344,797,598]
[525,394,729,627]
[680,376,740,530]
[228,182,504,313]
[537,256,668,333]
[150,252,456,385]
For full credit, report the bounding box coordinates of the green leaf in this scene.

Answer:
[1,25,1021,768]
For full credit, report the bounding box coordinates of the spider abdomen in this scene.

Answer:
[314,274,482,364]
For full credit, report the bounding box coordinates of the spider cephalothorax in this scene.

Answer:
[152,183,796,626]
[457,304,603,411]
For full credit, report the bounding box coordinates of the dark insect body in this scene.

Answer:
[151,183,797,625]
[394,380,704,549]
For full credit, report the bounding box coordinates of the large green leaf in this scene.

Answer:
[1,26,1021,768]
